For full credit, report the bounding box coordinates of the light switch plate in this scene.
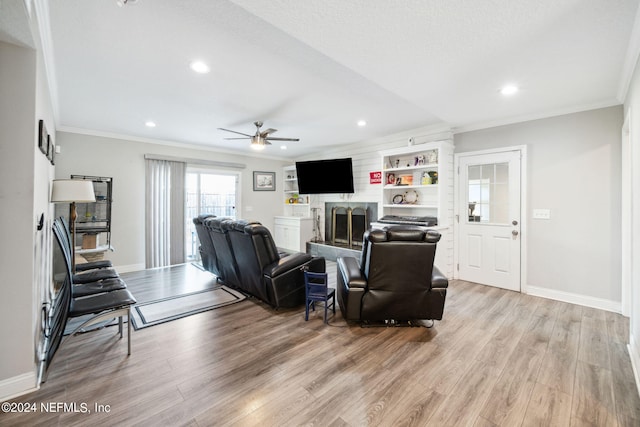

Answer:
[533,209,551,219]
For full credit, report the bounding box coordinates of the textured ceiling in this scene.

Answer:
[41,0,640,158]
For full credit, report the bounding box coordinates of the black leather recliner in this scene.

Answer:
[337,226,448,322]
[193,214,218,275]
[205,217,243,289]
[202,217,326,308]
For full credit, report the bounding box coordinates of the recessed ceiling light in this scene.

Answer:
[145,121,156,128]
[500,85,519,96]
[357,120,367,127]
[280,145,287,150]
[190,61,210,74]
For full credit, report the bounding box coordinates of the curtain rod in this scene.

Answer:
[144,154,246,169]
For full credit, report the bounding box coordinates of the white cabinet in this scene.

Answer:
[274,216,313,252]
[282,165,311,217]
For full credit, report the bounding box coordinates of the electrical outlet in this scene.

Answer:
[533,209,551,220]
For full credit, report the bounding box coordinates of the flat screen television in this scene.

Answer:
[295,158,354,194]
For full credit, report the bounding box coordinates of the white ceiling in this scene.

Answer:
[35,0,640,157]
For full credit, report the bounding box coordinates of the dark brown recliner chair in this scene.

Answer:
[193,214,218,276]
[337,226,448,322]
[224,220,326,308]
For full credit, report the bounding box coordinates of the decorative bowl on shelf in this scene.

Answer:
[403,190,419,204]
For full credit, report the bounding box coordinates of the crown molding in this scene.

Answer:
[452,99,621,135]
[56,126,292,162]
[33,0,60,125]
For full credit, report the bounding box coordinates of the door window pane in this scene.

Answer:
[467,162,509,224]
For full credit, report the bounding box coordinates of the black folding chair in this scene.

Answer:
[53,219,126,297]
[50,223,136,363]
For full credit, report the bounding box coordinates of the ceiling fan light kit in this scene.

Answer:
[250,137,266,150]
[219,121,299,150]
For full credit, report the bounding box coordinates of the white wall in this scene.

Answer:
[54,132,289,271]
[623,49,640,394]
[0,12,56,398]
[0,39,38,401]
[455,106,623,309]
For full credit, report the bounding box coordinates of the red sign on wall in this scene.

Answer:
[369,171,382,184]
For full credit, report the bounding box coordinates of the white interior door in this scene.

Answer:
[458,150,521,291]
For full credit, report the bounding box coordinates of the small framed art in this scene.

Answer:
[253,171,275,191]
[38,120,48,156]
[47,135,55,165]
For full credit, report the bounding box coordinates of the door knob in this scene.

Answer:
[512,230,519,236]
[512,220,518,226]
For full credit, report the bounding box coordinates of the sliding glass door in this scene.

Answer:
[185,169,239,261]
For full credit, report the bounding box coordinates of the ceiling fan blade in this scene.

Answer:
[218,128,252,137]
[265,137,300,142]
[223,137,250,140]
[260,128,278,137]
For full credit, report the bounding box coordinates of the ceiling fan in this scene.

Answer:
[218,121,300,151]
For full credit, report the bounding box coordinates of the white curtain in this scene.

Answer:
[145,159,186,268]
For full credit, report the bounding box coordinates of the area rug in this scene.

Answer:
[130,286,246,330]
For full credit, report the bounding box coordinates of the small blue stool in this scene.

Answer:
[304,271,335,323]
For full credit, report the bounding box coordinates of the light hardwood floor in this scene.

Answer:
[2,263,639,426]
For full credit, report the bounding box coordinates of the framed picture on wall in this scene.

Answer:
[47,135,55,165]
[38,120,48,156]
[253,171,275,191]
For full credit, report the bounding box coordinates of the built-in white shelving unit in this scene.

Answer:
[282,165,311,218]
[377,140,455,277]
[275,165,313,252]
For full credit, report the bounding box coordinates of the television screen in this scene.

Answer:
[295,158,355,194]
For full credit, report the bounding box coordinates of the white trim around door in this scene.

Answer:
[622,111,632,317]
[454,146,528,292]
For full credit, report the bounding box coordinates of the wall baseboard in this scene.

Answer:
[114,263,145,273]
[0,371,38,402]
[629,336,640,399]
[526,285,621,313]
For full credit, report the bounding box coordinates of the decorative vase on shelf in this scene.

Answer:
[428,171,438,184]
[421,171,431,185]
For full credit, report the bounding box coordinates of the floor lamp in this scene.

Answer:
[51,179,96,272]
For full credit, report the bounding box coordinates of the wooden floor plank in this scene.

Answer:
[2,263,639,426]
[522,382,572,427]
[425,359,501,426]
[536,302,581,395]
[579,315,612,369]
[572,361,618,426]
[609,340,640,426]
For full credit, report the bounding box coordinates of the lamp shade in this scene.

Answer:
[50,179,96,203]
